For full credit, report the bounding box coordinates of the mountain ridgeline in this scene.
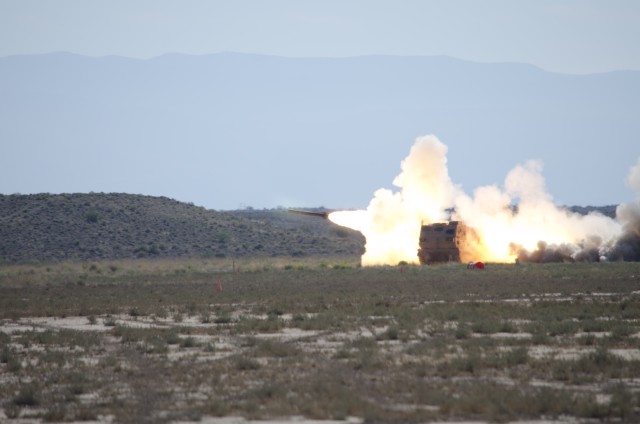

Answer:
[0,193,364,263]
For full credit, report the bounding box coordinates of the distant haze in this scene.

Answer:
[1,53,639,210]
[2,1,640,75]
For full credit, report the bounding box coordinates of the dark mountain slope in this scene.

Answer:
[0,193,364,262]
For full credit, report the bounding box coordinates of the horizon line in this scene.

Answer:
[2,50,639,76]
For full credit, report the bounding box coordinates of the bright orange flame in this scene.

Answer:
[329,209,422,266]
[328,210,368,233]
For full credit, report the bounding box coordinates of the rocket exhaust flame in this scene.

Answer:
[328,135,640,266]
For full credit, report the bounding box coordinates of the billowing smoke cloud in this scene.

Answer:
[605,158,640,261]
[329,135,640,265]
[330,135,460,265]
[453,159,622,263]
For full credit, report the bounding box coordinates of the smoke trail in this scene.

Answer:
[605,158,640,261]
[331,134,638,265]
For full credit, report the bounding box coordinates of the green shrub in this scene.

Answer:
[165,331,181,345]
[85,210,99,223]
[254,339,299,357]
[381,326,399,340]
[235,356,260,371]
[180,336,197,348]
[455,325,470,340]
[13,384,39,406]
[214,314,232,324]
[1,345,12,363]
[503,346,529,366]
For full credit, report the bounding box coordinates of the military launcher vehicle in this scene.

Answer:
[417,221,471,264]
[289,210,472,265]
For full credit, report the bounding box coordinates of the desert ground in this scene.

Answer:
[1,258,640,423]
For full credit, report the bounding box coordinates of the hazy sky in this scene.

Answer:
[1,0,640,74]
[1,1,640,210]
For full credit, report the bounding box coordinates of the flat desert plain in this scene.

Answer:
[1,258,640,423]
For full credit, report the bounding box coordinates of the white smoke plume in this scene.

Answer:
[606,158,640,260]
[330,134,639,265]
[453,160,622,262]
[330,135,459,265]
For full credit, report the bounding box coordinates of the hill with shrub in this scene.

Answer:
[0,193,364,263]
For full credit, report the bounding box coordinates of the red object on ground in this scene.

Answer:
[215,279,222,293]
[475,261,485,269]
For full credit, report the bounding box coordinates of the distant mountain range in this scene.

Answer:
[1,53,639,209]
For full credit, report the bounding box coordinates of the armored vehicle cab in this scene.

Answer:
[417,221,468,264]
